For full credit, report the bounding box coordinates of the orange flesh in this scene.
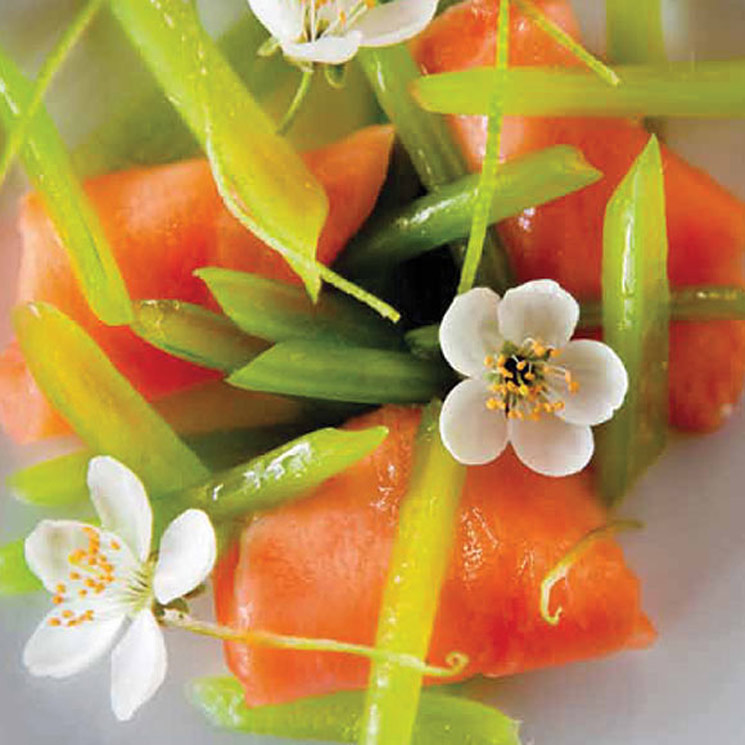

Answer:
[0,125,394,443]
[414,0,745,431]
[215,406,654,707]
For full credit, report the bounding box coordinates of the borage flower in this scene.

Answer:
[439,280,628,477]
[23,457,216,721]
[249,0,438,65]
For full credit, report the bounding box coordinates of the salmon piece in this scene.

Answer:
[414,0,745,431]
[215,406,653,707]
[0,126,394,443]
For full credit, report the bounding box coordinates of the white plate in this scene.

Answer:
[1,1,745,743]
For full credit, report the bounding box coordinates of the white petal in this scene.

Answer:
[552,340,629,426]
[508,415,594,477]
[498,279,579,349]
[24,606,124,679]
[153,510,217,606]
[351,0,438,47]
[25,520,137,594]
[439,287,503,378]
[440,379,509,465]
[281,31,363,64]
[88,457,152,562]
[248,0,304,41]
[110,610,167,722]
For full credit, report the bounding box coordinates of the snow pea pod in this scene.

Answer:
[0,44,131,325]
[598,136,670,504]
[191,677,520,745]
[131,299,269,373]
[340,146,600,277]
[229,341,447,404]
[198,268,401,350]
[359,402,467,745]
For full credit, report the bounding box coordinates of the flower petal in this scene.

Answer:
[440,379,508,465]
[88,457,152,562]
[25,520,137,594]
[110,610,167,722]
[351,0,438,47]
[24,606,123,679]
[439,287,503,378]
[248,0,304,42]
[282,31,363,65]
[153,510,217,606]
[552,339,629,426]
[508,415,594,477]
[498,279,579,349]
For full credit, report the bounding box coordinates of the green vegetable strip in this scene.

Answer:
[153,425,389,531]
[108,0,328,300]
[198,268,402,349]
[405,325,441,359]
[412,60,745,118]
[357,46,512,293]
[340,146,601,277]
[14,302,209,495]
[0,540,42,595]
[514,0,620,86]
[459,0,510,294]
[540,519,643,625]
[191,678,521,745]
[0,45,132,326]
[0,0,104,188]
[229,341,446,405]
[358,402,466,745]
[131,300,269,372]
[598,136,670,505]
[7,451,90,508]
[606,0,667,64]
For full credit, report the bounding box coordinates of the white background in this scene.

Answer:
[1,0,745,743]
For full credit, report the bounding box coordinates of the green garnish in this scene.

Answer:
[606,0,667,64]
[340,146,601,278]
[0,540,42,595]
[540,520,643,625]
[132,300,269,373]
[598,136,670,504]
[7,451,90,508]
[229,342,446,404]
[459,0,510,294]
[197,268,403,349]
[0,45,132,326]
[359,402,466,745]
[0,0,104,188]
[412,59,745,118]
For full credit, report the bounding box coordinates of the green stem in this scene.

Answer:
[0,0,104,188]
[162,610,467,679]
[277,68,314,134]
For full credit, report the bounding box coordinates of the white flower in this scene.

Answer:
[23,457,217,722]
[439,280,628,477]
[249,0,438,65]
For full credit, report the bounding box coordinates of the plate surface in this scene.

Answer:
[1,1,745,743]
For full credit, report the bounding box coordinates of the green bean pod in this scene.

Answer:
[191,677,521,745]
[229,341,447,404]
[197,268,401,349]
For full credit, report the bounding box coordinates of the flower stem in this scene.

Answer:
[277,68,314,135]
[161,609,468,679]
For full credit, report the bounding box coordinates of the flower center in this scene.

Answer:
[47,526,152,628]
[483,339,580,421]
[301,0,375,42]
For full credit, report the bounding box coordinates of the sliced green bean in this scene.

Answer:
[198,268,401,349]
[358,45,512,293]
[108,0,328,299]
[0,45,132,325]
[606,0,667,65]
[359,402,466,745]
[412,60,745,118]
[229,341,447,404]
[154,425,389,532]
[191,677,520,745]
[0,540,42,595]
[14,302,209,495]
[340,146,600,277]
[598,136,670,504]
[131,300,269,372]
